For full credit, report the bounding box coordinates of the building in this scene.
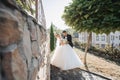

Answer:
[79,31,120,49]
[79,32,88,43]
[109,31,120,48]
[92,33,108,48]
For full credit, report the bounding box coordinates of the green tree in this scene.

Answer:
[62,0,120,68]
[50,23,55,52]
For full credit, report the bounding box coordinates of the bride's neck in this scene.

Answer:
[57,37,61,39]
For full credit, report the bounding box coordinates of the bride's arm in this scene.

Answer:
[60,40,65,45]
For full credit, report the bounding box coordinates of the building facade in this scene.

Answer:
[79,31,120,49]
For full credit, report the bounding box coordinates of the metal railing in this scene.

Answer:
[16,0,35,15]
[16,0,46,27]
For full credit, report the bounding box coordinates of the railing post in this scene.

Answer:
[35,0,38,21]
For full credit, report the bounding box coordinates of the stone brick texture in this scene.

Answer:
[0,0,50,80]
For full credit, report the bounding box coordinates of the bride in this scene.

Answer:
[51,34,83,70]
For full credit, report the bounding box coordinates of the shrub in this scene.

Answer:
[50,25,55,52]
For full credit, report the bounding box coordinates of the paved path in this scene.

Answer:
[50,65,111,80]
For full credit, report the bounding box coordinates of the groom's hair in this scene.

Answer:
[62,30,67,33]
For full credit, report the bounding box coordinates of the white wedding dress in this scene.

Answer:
[51,38,83,70]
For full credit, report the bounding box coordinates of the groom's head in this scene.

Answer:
[62,30,67,37]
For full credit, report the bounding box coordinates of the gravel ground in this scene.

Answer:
[74,48,120,80]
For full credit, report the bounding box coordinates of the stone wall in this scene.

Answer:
[0,0,50,80]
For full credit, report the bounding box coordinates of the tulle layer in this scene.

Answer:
[51,44,83,70]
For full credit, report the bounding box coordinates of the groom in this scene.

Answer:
[62,30,73,48]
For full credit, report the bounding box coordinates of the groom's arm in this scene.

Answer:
[67,35,72,42]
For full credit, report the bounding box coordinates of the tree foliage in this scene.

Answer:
[50,23,55,52]
[62,0,120,34]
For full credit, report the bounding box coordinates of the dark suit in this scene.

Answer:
[63,34,73,48]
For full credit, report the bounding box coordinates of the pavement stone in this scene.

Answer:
[50,65,111,80]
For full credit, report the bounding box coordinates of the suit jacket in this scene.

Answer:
[63,34,73,48]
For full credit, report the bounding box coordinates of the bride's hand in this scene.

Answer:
[60,41,65,46]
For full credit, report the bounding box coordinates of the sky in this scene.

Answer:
[42,0,72,30]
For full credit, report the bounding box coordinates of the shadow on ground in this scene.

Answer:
[50,65,111,80]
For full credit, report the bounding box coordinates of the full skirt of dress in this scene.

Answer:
[51,44,83,70]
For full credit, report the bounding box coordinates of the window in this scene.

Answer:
[111,35,114,40]
[96,36,99,41]
[101,36,105,41]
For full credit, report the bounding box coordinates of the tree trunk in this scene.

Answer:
[84,32,92,69]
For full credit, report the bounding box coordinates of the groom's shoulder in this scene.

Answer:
[67,34,72,36]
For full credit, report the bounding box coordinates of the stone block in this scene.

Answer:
[36,25,42,45]
[1,48,27,80]
[27,17,37,41]
[22,25,32,69]
[0,9,20,47]
[31,41,41,59]
[14,10,25,33]
[28,57,39,80]
[30,27,37,41]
